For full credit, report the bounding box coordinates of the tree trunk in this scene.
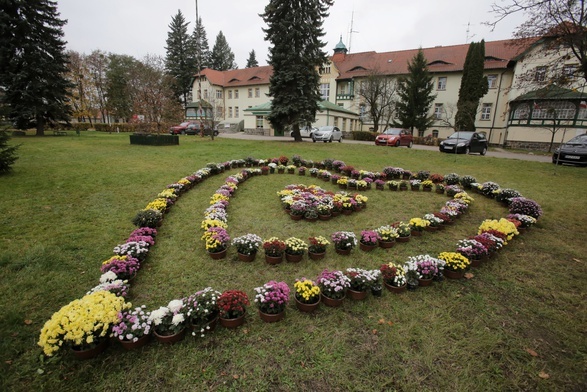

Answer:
[36,115,45,136]
[292,123,302,142]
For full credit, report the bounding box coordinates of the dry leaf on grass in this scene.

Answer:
[24,319,32,325]
[464,272,474,279]
[538,371,550,379]
[525,348,539,357]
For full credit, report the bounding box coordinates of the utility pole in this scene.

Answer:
[195,0,212,139]
[347,10,359,54]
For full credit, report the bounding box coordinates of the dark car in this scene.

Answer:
[169,121,198,135]
[186,122,219,136]
[375,128,413,147]
[552,133,587,166]
[439,131,488,155]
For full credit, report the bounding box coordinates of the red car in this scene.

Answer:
[375,128,413,147]
[169,121,198,135]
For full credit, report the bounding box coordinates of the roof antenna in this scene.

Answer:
[347,10,359,53]
[465,21,476,43]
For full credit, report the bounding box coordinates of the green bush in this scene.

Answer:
[129,133,179,146]
[351,131,377,141]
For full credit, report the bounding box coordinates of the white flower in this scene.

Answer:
[100,271,117,283]
[172,313,185,326]
[149,307,168,325]
[168,299,183,313]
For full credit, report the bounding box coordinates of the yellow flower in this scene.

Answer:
[145,198,168,212]
[438,252,470,271]
[201,219,228,230]
[478,218,518,241]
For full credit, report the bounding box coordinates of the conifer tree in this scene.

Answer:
[0,129,19,174]
[246,50,259,68]
[394,49,436,134]
[192,17,210,70]
[261,0,333,141]
[0,0,73,135]
[455,40,488,132]
[165,10,196,108]
[210,31,237,71]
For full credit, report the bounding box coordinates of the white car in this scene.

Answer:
[290,126,317,138]
[312,126,343,143]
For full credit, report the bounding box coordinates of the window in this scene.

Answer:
[235,107,239,118]
[487,74,498,89]
[234,90,239,98]
[228,90,232,99]
[216,90,222,99]
[255,88,260,97]
[563,65,576,78]
[203,89,208,99]
[434,103,444,119]
[333,117,338,127]
[319,83,330,100]
[535,66,547,82]
[437,77,447,90]
[320,64,331,74]
[248,88,252,98]
[481,103,492,120]
[418,129,424,137]
[432,129,439,138]
[228,107,232,118]
[216,106,223,117]
[256,116,263,128]
[342,118,347,131]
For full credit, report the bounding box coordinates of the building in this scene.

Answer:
[190,35,586,149]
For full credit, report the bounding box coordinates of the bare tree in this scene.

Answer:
[86,50,110,123]
[488,0,587,86]
[356,71,398,132]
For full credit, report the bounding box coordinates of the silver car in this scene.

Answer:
[312,126,343,143]
[290,126,317,138]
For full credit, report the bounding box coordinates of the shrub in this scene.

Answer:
[0,130,19,174]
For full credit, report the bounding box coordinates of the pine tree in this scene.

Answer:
[0,129,19,174]
[106,54,138,122]
[394,49,436,134]
[192,17,210,70]
[246,50,259,68]
[0,0,73,136]
[261,0,333,141]
[210,31,237,71]
[455,40,488,132]
[165,10,196,108]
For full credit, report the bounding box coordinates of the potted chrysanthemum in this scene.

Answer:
[359,230,380,251]
[344,268,381,300]
[330,231,357,255]
[376,225,399,248]
[316,269,351,306]
[293,278,321,312]
[112,305,152,350]
[262,237,287,264]
[185,287,221,337]
[284,237,308,262]
[307,236,329,260]
[254,281,290,322]
[149,299,188,344]
[438,252,470,279]
[380,262,407,293]
[217,290,249,328]
[231,233,263,262]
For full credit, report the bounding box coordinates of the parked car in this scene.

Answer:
[169,121,198,135]
[186,122,218,136]
[374,128,413,147]
[439,131,488,155]
[312,126,343,143]
[290,126,318,138]
[552,133,587,166]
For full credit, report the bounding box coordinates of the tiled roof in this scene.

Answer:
[199,38,538,86]
[333,38,537,79]
[199,66,272,87]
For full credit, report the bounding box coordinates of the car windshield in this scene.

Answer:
[447,131,474,140]
[383,129,402,135]
[567,134,587,145]
[318,126,333,132]
[180,122,190,127]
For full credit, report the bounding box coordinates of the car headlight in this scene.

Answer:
[457,142,465,147]
[440,141,444,146]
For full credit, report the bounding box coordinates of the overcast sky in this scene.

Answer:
[55,0,525,67]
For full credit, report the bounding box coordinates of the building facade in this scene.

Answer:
[190,36,586,148]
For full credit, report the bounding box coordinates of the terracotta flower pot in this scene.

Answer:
[384,282,406,293]
[295,296,320,313]
[258,310,285,323]
[265,254,283,265]
[71,338,109,360]
[118,334,151,350]
[308,251,326,261]
[219,313,245,329]
[321,293,345,307]
[153,327,186,344]
[346,289,368,300]
[208,248,227,260]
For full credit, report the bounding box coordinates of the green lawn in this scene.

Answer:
[1,132,585,391]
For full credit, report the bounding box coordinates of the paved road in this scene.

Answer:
[217,132,552,163]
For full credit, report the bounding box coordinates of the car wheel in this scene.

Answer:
[214,131,219,137]
[309,133,313,139]
[395,140,400,147]
[408,141,413,148]
[313,138,317,143]
[181,130,185,135]
[338,135,342,143]
[329,136,333,143]
[480,146,487,156]
[465,146,470,154]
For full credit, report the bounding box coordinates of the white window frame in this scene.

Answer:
[248,88,252,98]
[437,77,447,91]
[481,103,492,121]
[235,106,239,118]
[255,88,260,98]
[434,103,444,119]
[487,74,498,89]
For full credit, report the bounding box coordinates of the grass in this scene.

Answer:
[1,131,586,391]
